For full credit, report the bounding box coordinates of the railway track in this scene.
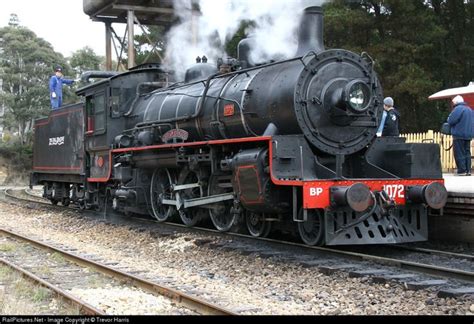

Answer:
[212,231,474,283]
[4,187,55,207]
[0,226,236,315]
[0,256,104,315]
[388,244,474,261]
[4,187,474,298]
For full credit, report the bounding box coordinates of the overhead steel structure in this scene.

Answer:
[83,0,178,70]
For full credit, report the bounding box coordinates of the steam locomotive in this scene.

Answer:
[31,7,448,246]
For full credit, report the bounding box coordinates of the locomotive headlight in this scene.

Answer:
[344,80,371,114]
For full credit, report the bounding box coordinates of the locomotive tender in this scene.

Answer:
[31,7,448,246]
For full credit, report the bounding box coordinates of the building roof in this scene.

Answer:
[428,82,474,101]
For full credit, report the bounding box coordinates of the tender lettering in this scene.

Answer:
[49,136,65,146]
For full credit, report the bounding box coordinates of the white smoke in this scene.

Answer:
[164,0,330,80]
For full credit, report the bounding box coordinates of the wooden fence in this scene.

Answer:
[400,130,474,173]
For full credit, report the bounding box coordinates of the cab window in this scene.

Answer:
[111,87,134,118]
[86,91,106,135]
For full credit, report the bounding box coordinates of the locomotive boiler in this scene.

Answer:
[31,6,448,246]
[130,7,380,156]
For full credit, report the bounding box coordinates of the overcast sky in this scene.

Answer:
[0,0,124,57]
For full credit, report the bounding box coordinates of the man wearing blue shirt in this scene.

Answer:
[49,65,74,110]
[448,95,474,176]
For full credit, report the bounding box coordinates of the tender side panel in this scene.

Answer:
[33,104,85,175]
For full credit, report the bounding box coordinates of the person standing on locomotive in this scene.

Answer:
[448,95,474,176]
[381,97,400,137]
[49,65,74,110]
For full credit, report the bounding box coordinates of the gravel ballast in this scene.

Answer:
[0,201,472,315]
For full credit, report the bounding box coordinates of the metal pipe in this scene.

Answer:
[81,71,119,83]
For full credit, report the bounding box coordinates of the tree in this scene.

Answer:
[135,25,167,65]
[225,20,255,58]
[323,0,454,133]
[0,21,72,144]
[69,46,102,77]
[429,0,474,87]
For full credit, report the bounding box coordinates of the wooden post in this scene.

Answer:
[127,10,135,69]
[105,21,112,71]
[427,130,434,141]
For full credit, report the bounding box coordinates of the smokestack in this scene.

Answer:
[296,6,325,56]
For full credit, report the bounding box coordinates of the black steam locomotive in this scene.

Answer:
[31,7,448,246]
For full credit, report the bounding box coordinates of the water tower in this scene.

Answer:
[83,0,177,69]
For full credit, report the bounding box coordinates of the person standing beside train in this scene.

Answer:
[380,97,400,137]
[49,65,75,110]
[448,95,474,176]
[376,110,387,137]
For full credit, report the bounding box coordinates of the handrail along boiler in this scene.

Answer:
[31,7,448,246]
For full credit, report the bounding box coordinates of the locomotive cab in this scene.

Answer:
[76,64,169,208]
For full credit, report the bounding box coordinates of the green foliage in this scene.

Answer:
[225,20,256,58]
[67,46,103,99]
[0,143,33,172]
[32,287,51,303]
[69,46,102,77]
[0,24,74,144]
[135,26,167,65]
[0,266,12,279]
[0,243,16,252]
[323,0,473,133]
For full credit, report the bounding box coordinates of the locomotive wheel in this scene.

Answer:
[51,199,59,206]
[61,198,70,207]
[177,169,204,227]
[298,209,325,246]
[150,168,176,222]
[208,174,236,232]
[246,212,272,238]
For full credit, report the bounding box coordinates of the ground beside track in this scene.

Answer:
[0,201,472,315]
[0,264,82,315]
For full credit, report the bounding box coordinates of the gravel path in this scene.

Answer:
[0,201,472,315]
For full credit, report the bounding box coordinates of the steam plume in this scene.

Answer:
[165,0,330,80]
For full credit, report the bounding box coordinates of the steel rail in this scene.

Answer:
[7,188,474,283]
[201,228,474,283]
[0,257,105,315]
[0,227,236,316]
[4,188,50,206]
[128,215,474,283]
[387,245,474,261]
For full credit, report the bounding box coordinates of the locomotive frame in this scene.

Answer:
[31,6,448,246]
